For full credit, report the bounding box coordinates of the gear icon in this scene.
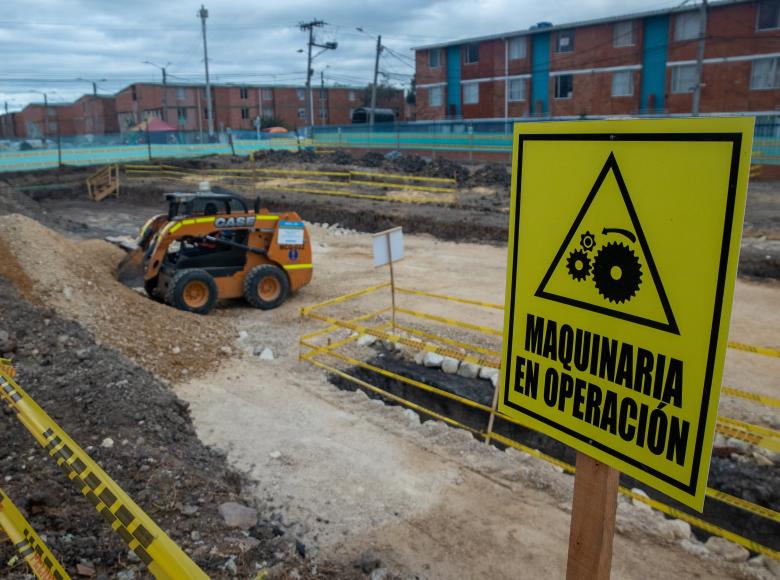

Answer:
[566,249,591,281]
[592,242,642,303]
[580,231,596,252]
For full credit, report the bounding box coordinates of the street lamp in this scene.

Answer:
[142,61,172,122]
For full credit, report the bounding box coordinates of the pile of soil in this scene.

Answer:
[0,277,349,579]
[388,154,426,174]
[422,159,469,184]
[0,214,231,382]
[319,150,354,165]
[358,152,385,168]
[466,164,511,190]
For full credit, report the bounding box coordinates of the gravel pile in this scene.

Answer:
[467,164,511,189]
[388,154,427,174]
[422,158,469,184]
[358,152,385,168]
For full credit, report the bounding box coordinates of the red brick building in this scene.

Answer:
[413,0,780,120]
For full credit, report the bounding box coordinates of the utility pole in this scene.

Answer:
[143,62,171,122]
[320,70,326,124]
[199,5,214,137]
[77,78,106,134]
[43,92,49,142]
[370,35,382,126]
[300,20,337,133]
[692,0,708,116]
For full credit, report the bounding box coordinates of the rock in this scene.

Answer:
[414,351,424,365]
[191,531,201,541]
[353,552,381,573]
[238,330,249,340]
[441,357,460,374]
[357,335,377,347]
[658,518,690,541]
[75,348,90,360]
[63,287,73,299]
[224,556,238,575]
[752,451,774,466]
[126,549,140,563]
[76,562,95,577]
[100,437,114,449]
[370,568,388,580]
[490,373,498,388]
[705,536,749,562]
[179,504,199,516]
[116,571,135,580]
[630,488,652,512]
[423,352,443,368]
[679,538,709,558]
[171,346,181,355]
[726,437,750,454]
[218,502,258,529]
[478,366,498,381]
[766,556,780,576]
[269,450,282,459]
[457,363,480,379]
[0,330,17,353]
[296,540,306,558]
[219,346,233,356]
[257,347,274,361]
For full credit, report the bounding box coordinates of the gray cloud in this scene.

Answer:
[1,0,675,111]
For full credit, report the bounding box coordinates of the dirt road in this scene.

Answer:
[177,225,779,579]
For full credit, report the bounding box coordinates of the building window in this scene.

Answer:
[203,107,210,119]
[348,90,356,101]
[262,108,274,118]
[613,21,636,47]
[262,88,273,100]
[750,57,780,89]
[131,86,137,101]
[674,11,702,41]
[428,48,440,68]
[297,89,305,100]
[671,64,697,93]
[239,87,249,99]
[556,30,574,53]
[241,107,250,119]
[554,75,573,99]
[508,79,526,101]
[509,36,526,60]
[177,107,187,121]
[611,70,634,96]
[298,107,306,119]
[464,43,479,64]
[176,87,186,100]
[320,106,327,120]
[758,1,780,29]
[463,83,479,104]
[429,86,443,107]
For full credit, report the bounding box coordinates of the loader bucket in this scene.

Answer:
[116,248,145,287]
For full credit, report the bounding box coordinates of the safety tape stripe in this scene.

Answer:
[284,264,313,270]
[300,307,392,341]
[393,323,502,359]
[728,341,780,359]
[722,386,780,408]
[0,487,70,580]
[304,311,501,369]
[300,283,390,314]
[395,307,503,337]
[395,287,504,310]
[263,185,453,205]
[714,423,780,453]
[348,179,455,194]
[298,354,780,557]
[349,170,456,184]
[717,416,780,440]
[0,369,208,580]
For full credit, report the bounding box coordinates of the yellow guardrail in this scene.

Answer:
[0,368,208,580]
[0,487,70,580]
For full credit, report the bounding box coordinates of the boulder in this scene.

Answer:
[457,363,480,379]
[705,536,749,562]
[441,357,460,374]
[423,352,443,368]
[218,502,258,530]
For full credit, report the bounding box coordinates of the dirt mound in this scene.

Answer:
[319,150,354,165]
[253,149,298,165]
[422,158,469,184]
[0,214,231,381]
[359,152,385,168]
[389,153,427,174]
[0,277,340,579]
[467,164,511,189]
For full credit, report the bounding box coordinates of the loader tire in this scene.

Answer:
[165,269,217,315]
[244,265,289,310]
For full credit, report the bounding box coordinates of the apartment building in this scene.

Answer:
[413,0,780,119]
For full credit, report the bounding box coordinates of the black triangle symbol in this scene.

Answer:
[535,153,679,335]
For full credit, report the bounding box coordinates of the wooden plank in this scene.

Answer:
[566,452,620,580]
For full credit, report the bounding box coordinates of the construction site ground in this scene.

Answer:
[0,155,778,579]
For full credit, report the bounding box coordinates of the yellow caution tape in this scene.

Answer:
[0,487,70,580]
[349,170,456,184]
[728,340,780,358]
[300,351,780,556]
[300,283,390,315]
[395,307,503,337]
[304,311,501,369]
[395,287,504,310]
[300,307,392,342]
[714,422,780,453]
[0,370,208,580]
[263,185,452,205]
[349,179,455,194]
[722,386,780,409]
[717,416,780,440]
[393,323,502,359]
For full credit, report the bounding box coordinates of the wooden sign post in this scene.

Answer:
[372,227,404,329]
[566,453,620,580]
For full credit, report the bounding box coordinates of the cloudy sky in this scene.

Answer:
[2,0,679,111]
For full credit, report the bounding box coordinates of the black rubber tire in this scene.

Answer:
[165,269,218,315]
[243,264,289,310]
[144,276,164,303]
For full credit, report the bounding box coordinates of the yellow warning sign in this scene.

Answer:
[498,118,754,510]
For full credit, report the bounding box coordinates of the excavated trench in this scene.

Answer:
[328,350,780,552]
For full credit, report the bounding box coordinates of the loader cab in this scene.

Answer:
[165,192,248,221]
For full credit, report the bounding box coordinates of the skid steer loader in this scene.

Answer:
[117,190,312,314]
